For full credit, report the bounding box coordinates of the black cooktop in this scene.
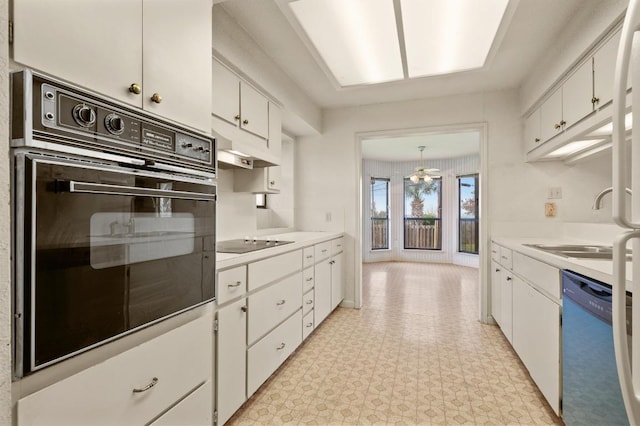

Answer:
[216,239,294,254]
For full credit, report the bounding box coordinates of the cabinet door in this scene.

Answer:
[499,270,513,343]
[268,166,282,191]
[539,88,563,142]
[490,261,502,325]
[331,253,343,310]
[314,259,332,325]
[212,59,241,126]
[240,82,269,139]
[512,277,560,414]
[12,0,143,106]
[142,0,213,132]
[594,30,630,108]
[152,380,212,426]
[524,108,541,153]
[562,59,594,128]
[216,298,247,426]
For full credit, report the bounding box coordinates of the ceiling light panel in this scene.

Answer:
[289,0,403,86]
[401,0,509,78]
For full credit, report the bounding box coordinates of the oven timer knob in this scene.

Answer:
[72,104,97,128]
[105,113,125,135]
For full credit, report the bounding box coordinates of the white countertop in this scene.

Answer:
[493,236,633,291]
[216,231,344,270]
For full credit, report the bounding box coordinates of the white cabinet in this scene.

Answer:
[331,252,344,310]
[593,30,630,108]
[247,250,301,291]
[524,108,542,152]
[212,59,269,139]
[234,166,281,194]
[247,310,302,397]
[314,258,332,326]
[12,0,212,132]
[512,276,560,415]
[315,238,344,324]
[562,59,594,128]
[216,298,247,426]
[490,260,502,325]
[539,88,564,143]
[217,265,247,305]
[500,269,514,344]
[16,309,213,425]
[152,380,212,426]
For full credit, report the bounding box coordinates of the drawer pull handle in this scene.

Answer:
[133,377,158,393]
[276,343,286,350]
[276,300,286,306]
[228,281,242,288]
[306,277,313,282]
[321,249,328,253]
[495,268,500,272]
[306,300,313,305]
[306,322,313,328]
[306,255,313,259]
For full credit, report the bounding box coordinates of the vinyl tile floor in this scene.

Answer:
[227,262,562,425]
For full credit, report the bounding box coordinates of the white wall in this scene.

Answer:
[362,155,479,267]
[0,0,10,422]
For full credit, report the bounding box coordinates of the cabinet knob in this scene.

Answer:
[554,123,561,130]
[560,120,566,126]
[534,138,540,143]
[506,276,512,281]
[306,300,313,305]
[592,96,600,105]
[243,119,249,125]
[150,93,162,104]
[270,180,276,186]
[241,306,247,313]
[495,268,500,272]
[129,83,142,95]
[234,114,241,121]
[276,299,286,306]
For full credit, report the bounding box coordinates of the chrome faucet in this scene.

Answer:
[592,187,633,210]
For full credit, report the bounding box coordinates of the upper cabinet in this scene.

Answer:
[593,30,632,108]
[12,0,213,133]
[562,59,594,129]
[539,88,564,143]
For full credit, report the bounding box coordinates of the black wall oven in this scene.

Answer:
[11,70,216,378]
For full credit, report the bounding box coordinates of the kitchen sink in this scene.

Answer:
[524,243,632,260]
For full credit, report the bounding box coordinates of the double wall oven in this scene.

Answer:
[11,70,216,378]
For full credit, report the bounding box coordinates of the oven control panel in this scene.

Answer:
[11,70,215,173]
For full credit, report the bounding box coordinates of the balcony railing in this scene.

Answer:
[404,218,441,250]
[371,218,388,249]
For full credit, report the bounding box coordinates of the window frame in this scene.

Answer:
[402,177,442,250]
[370,177,390,250]
[458,174,479,254]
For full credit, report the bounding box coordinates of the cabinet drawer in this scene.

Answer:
[303,247,315,268]
[302,267,314,294]
[248,272,302,344]
[248,250,302,291]
[315,242,332,262]
[217,265,247,305]
[491,242,500,262]
[331,237,344,255]
[151,380,212,426]
[302,310,314,340]
[17,307,212,426]
[513,252,560,299]
[499,246,513,269]
[303,290,314,315]
[247,310,302,397]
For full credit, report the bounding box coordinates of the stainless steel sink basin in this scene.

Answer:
[523,243,631,260]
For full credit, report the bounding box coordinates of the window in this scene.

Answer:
[370,178,390,250]
[256,194,267,208]
[403,178,441,250]
[458,174,479,254]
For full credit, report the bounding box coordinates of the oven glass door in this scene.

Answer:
[16,154,215,375]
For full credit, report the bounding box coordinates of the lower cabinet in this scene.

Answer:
[247,310,302,397]
[500,269,514,344]
[330,252,343,310]
[16,308,213,425]
[314,258,332,325]
[216,298,247,426]
[490,260,502,325]
[152,380,212,426]
[512,276,561,415]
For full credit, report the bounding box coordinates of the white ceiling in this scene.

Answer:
[362,131,480,161]
[219,0,594,109]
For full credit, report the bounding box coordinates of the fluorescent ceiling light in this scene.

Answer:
[227,150,251,157]
[401,0,509,77]
[587,112,633,137]
[289,0,403,86]
[545,139,606,158]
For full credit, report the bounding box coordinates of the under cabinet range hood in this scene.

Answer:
[212,128,278,170]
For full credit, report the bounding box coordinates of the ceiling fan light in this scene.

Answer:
[423,175,432,183]
[410,175,420,184]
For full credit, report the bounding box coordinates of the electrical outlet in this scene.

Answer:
[545,202,557,217]
[547,187,562,199]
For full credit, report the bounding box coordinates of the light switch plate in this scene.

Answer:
[547,187,562,199]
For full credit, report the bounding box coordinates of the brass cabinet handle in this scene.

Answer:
[276,300,286,306]
[228,281,242,288]
[554,123,561,130]
[305,255,313,259]
[129,83,142,95]
[243,119,249,125]
[506,276,512,281]
[495,268,500,272]
[234,114,240,121]
[133,377,158,393]
[150,93,162,104]
[241,305,247,313]
[306,277,313,282]
[560,120,566,126]
[276,343,286,350]
[534,138,540,143]
[592,96,600,105]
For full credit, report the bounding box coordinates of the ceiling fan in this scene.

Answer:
[408,146,440,183]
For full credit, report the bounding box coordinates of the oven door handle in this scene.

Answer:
[65,180,216,201]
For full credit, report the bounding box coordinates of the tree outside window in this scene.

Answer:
[403,178,441,250]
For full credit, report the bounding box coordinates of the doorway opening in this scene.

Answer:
[354,123,490,323]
